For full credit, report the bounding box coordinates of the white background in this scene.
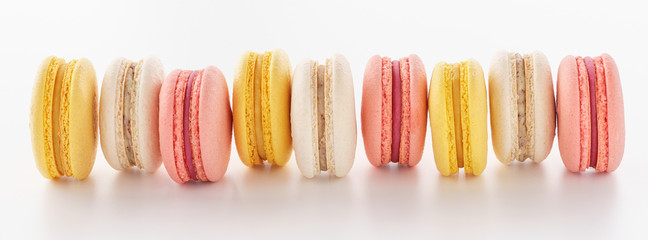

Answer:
[1,0,647,239]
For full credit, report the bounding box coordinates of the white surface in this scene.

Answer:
[1,0,647,239]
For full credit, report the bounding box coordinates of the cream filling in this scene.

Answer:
[523,54,535,161]
[514,54,527,161]
[317,65,327,171]
[116,60,143,169]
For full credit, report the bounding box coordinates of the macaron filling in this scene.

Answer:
[173,70,208,182]
[313,59,334,172]
[391,60,402,163]
[576,56,609,171]
[514,54,528,160]
[119,61,141,169]
[317,64,328,171]
[380,57,411,165]
[584,57,598,168]
[183,71,198,180]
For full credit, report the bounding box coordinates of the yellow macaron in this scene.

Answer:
[30,56,98,179]
[233,49,292,167]
[428,59,487,176]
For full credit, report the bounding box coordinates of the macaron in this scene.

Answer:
[30,56,98,179]
[488,51,555,164]
[291,54,357,178]
[99,57,164,173]
[556,54,625,172]
[159,66,232,183]
[360,54,428,167]
[429,59,487,176]
[233,49,293,167]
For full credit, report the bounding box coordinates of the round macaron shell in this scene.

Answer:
[529,51,555,163]
[199,66,232,182]
[406,54,428,167]
[159,69,184,183]
[265,49,293,166]
[99,58,128,171]
[67,58,98,179]
[601,54,624,172]
[557,55,582,172]
[135,57,164,172]
[290,59,318,178]
[329,54,356,177]
[361,55,384,167]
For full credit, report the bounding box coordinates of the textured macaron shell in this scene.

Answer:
[557,56,581,172]
[361,55,384,167]
[160,69,183,182]
[135,57,164,172]
[406,54,428,167]
[99,58,126,171]
[291,59,319,177]
[528,52,556,162]
[327,54,356,177]
[199,66,232,181]
[264,49,293,166]
[601,54,624,172]
[61,58,98,179]
[31,57,66,178]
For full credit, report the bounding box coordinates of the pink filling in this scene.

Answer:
[190,70,206,181]
[584,57,597,168]
[183,71,198,180]
[391,60,401,163]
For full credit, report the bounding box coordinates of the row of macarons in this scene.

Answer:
[29,49,625,183]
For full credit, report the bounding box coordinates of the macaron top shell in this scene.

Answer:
[198,66,232,181]
[406,54,428,167]
[291,54,356,178]
[488,51,555,164]
[233,49,292,167]
[99,57,164,173]
[361,55,383,166]
[31,56,97,179]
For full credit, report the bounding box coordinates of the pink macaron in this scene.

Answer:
[556,54,625,173]
[361,54,428,167]
[159,66,232,183]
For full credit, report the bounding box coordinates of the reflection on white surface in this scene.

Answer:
[16,153,628,239]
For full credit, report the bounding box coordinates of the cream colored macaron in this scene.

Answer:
[291,54,357,178]
[488,51,555,164]
[99,57,165,172]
